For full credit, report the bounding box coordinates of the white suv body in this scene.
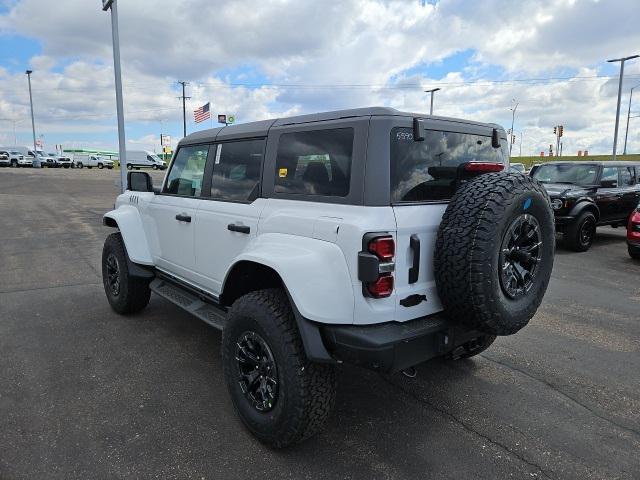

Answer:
[102,107,555,447]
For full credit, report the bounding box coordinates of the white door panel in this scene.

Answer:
[195,199,267,294]
[392,204,446,321]
[147,195,200,281]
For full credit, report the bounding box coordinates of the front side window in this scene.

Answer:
[601,166,618,187]
[275,128,353,197]
[164,145,209,196]
[209,139,265,202]
[391,128,507,203]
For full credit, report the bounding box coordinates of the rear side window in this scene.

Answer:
[619,166,635,186]
[274,128,353,197]
[164,145,209,196]
[210,139,265,202]
[601,166,618,187]
[390,127,507,203]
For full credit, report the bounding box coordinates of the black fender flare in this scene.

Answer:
[568,200,599,221]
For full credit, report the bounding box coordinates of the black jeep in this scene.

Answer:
[531,161,640,251]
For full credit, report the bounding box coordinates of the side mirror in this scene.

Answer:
[413,118,425,142]
[600,179,617,188]
[128,171,153,192]
[491,128,501,148]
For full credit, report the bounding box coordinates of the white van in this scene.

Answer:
[0,146,38,167]
[72,153,114,169]
[125,150,167,170]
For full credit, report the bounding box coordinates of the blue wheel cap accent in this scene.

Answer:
[523,198,532,210]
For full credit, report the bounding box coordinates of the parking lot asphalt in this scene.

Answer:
[0,167,638,480]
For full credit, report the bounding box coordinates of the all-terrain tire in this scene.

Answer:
[564,211,596,252]
[222,289,336,448]
[101,232,151,314]
[435,173,555,336]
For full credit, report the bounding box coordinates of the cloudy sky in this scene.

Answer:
[0,0,639,156]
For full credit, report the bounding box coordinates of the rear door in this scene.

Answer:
[617,166,640,218]
[596,166,621,222]
[390,123,508,321]
[194,138,267,294]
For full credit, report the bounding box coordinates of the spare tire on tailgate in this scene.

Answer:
[434,172,555,336]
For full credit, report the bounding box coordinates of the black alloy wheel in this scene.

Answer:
[235,331,278,412]
[105,253,121,296]
[499,213,542,299]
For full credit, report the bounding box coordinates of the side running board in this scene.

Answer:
[149,278,227,330]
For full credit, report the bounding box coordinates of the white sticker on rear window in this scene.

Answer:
[215,144,222,164]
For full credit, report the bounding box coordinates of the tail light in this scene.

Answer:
[358,234,395,298]
[628,210,640,241]
[463,162,505,173]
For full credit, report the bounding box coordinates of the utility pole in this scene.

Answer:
[623,83,640,155]
[102,0,128,193]
[509,100,518,157]
[177,81,190,137]
[519,131,523,157]
[608,54,639,160]
[424,88,440,115]
[25,70,38,167]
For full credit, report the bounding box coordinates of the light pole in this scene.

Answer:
[25,70,38,167]
[102,0,128,193]
[623,83,640,155]
[509,100,518,157]
[608,54,639,161]
[424,88,440,115]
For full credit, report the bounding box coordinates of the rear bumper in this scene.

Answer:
[320,314,481,373]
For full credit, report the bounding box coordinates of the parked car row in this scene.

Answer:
[0,148,167,170]
[530,160,640,257]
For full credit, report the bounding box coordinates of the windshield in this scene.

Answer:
[148,153,162,162]
[391,127,508,202]
[532,164,599,186]
[47,152,57,157]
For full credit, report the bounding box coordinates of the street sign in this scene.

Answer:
[227,115,235,124]
[160,134,171,147]
[218,114,227,124]
[102,0,114,11]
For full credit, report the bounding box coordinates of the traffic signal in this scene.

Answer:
[559,125,564,137]
[553,126,557,134]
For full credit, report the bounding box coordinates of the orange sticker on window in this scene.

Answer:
[278,168,288,178]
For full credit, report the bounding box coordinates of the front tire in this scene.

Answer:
[102,233,151,314]
[127,164,133,170]
[564,211,596,252]
[98,163,104,169]
[629,245,640,260]
[222,289,336,448]
[11,160,17,168]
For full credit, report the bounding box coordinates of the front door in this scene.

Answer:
[194,139,267,294]
[147,144,210,283]
[596,166,622,223]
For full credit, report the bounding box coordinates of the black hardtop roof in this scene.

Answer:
[179,106,503,146]
[537,160,640,166]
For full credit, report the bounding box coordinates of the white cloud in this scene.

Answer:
[1,0,639,154]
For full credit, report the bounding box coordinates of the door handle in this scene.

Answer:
[409,234,420,284]
[175,213,191,222]
[228,223,250,234]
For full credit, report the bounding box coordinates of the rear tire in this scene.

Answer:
[435,173,555,336]
[222,289,336,448]
[629,245,640,260]
[78,162,83,169]
[564,211,596,252]
[98,163,104,169]
[102,233,151,314]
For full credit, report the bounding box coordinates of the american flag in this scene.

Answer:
[194,102,211,123]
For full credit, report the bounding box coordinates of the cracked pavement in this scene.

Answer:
[1,168,639,479]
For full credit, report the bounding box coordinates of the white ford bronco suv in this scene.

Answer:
[102,107,554,447]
